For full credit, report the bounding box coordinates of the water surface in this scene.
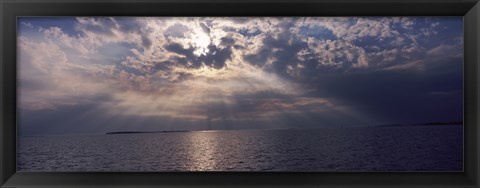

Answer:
[18,125,463,171]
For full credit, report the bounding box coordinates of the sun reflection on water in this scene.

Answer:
[184,132,221,171]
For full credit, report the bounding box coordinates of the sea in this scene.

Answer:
[17,125,463,172]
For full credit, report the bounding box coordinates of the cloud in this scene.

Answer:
[21,22,34,28]
[18,36,119,111]
[17,17,464,135]
[163,42,233,69]
[85,69,316,133]
[164,23,190,37]
[426,44,460,56]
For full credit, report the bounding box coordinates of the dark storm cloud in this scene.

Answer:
[220,36,236,47]
[244,49,271,67]
[241,19,359,78]
[244,23,308,72]
[302,58,463,124]
[164,42,233,69]
[164,43,202,68]
[204,44,233,69]
[165,43,194,57]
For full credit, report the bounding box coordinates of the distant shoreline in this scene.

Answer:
[103,121,463,135]
[105,130,190,135]
[377,121,463,127]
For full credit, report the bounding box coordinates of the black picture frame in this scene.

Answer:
[1,0,479,187]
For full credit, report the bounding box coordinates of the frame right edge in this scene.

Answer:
[0,0,4,186]
[465,1,480,187]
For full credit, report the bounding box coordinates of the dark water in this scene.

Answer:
[18,125,463,172]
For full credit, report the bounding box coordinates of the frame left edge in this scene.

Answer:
[0,0,4,185]
[1,0,17,187]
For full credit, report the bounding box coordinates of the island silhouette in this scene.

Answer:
[105,130,190,134]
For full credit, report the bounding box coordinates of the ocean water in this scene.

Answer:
[17,125,463,172]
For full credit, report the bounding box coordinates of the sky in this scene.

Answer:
[17,17,463,136]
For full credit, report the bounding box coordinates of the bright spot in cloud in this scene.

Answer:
[192,30,211,56]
